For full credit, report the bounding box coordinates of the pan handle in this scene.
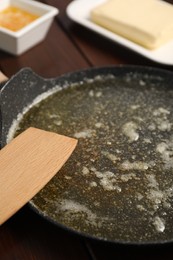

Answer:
[0,72,8,149]
[0,68,57,148]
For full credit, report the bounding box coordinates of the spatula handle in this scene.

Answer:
[0,71,8,83]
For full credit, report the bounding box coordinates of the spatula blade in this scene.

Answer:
[0,127,77,225]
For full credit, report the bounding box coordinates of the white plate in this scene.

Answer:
[66,0,173,65]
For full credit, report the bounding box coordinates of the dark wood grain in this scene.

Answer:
[85,240,173,260]
[1,1,173,259]
[0,14,89,78]
[0,206,90,260]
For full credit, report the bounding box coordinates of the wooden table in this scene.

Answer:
[1,1,173,259]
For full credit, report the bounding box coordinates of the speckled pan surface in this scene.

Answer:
[1,66,173,244]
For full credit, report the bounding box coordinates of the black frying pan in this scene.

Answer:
[1,66,173,245]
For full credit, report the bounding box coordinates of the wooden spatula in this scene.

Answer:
[0,127,77,225]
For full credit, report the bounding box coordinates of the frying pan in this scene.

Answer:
[1,66,173,245]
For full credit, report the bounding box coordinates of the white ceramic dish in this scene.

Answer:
[66,0,173,65]
[0,0,58,55]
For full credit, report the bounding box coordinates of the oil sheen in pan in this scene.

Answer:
[15,73,173,243]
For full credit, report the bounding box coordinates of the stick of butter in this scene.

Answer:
[90,0,173,49]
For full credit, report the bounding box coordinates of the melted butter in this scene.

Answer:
[14,73,173,243]
[122,121,139,142]
[0,6,39,31]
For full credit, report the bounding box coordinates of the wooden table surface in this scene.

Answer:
[1,1,173,259]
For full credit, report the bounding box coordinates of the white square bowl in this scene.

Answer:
[0,0,58,55]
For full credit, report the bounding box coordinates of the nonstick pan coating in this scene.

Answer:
[1,66,173,245]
